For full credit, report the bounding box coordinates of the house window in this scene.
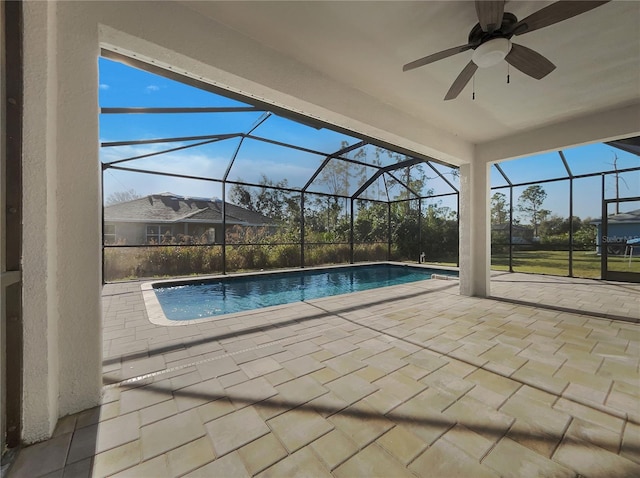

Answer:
[146,225,172,244]
[104,224,116,245]
[206,227,216,244]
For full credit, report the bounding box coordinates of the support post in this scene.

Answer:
[568,177,574,277]
[387,202,392,260]
[350,199,354,264]
[418,198,422,262]
[222,181,226,275]
[558,151,574,277]
[456,193,460,267]
[300,193,305,268]
[459,162,490,297]
[601,174,606,280]
[509,185,514,272]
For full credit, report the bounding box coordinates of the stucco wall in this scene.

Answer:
[22,0,61,442]
[23,0,103,442]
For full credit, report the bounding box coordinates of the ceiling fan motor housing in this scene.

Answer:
[468,11,517,68]
[468,11,518,44]
[472,38,512,68]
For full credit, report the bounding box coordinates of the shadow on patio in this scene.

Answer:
[7,273,640,477]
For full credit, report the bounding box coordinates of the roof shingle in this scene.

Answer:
[104,193,274,225]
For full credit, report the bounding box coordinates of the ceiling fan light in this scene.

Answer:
[472,38,512,68]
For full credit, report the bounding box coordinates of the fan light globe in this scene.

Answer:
[472,38,512,68]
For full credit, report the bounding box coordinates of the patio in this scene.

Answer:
[8,271,639,477]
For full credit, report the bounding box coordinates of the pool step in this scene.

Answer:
[431,273,458,281]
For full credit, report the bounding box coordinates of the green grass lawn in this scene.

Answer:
[491,250,640,278]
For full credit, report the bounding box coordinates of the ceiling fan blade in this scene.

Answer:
[512,1,610,36]
[475,0,505,33]
[403,44,473,72]
[444,61,478,101]
[505,43,556,80]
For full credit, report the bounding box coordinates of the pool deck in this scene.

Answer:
[8,271,640,477]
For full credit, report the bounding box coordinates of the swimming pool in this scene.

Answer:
[144,263,458,323]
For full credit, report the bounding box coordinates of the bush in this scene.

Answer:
[104,245,224,281]
[103,202,462,280]
[103,248,145,281]
[354,243,387,262]
[305,244,351,266]
[269,244,301,268]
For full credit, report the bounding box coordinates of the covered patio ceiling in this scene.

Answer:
[185,0,640,164]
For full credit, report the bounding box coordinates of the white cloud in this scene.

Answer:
[100,142,229,199]
[99,84,110,90]
[145,84,160,93]
[227,157,315,188]
[99,141,320,199]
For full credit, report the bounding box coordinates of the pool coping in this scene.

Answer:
[141,261,459,326]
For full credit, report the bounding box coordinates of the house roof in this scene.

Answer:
[104,193,275,225]
[491,224,528,233]
[591,209,640,225]
[490,224,531,245]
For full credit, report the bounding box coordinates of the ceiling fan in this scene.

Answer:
[403,1,610,100]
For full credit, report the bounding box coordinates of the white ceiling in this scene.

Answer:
[186,0,639,158]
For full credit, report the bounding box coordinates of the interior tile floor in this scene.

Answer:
[7,270,640,477]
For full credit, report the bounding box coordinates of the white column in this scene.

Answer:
[459,161,491,297]
[22,0,60,442]
[22,1,102,443]
[54,3,102,420]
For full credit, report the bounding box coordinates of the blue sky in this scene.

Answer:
[99,57,639,220]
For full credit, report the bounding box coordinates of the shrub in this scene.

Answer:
[269,244,301,268]
[354,243,387,262]
[305,243,350,266]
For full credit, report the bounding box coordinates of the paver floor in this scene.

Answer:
[8,270,640,477]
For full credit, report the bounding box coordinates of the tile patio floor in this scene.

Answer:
[8,270,640,477]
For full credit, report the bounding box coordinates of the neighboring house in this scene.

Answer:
[591,209,640,254]
[103,193,275,245]
[491,223,532,245]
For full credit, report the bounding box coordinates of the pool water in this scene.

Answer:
[153,264,456,321]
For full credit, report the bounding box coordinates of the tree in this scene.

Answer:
[382,150,432,217]
[517,185,548,238]
[228,175,291,221]
[353,201,388,242]
[539,214,567,237]
[573,220,597,248]
[228,183,255,211]
[313,141,371,232]
[106,189,140,205]
[318,157,350,198]
[491,192,509,224]
[316,141,368,201]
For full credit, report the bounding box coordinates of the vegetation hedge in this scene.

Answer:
[104,241,398,281]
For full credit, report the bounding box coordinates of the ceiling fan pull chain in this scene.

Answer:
[472,75,475,100]
[507,63,510,84]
